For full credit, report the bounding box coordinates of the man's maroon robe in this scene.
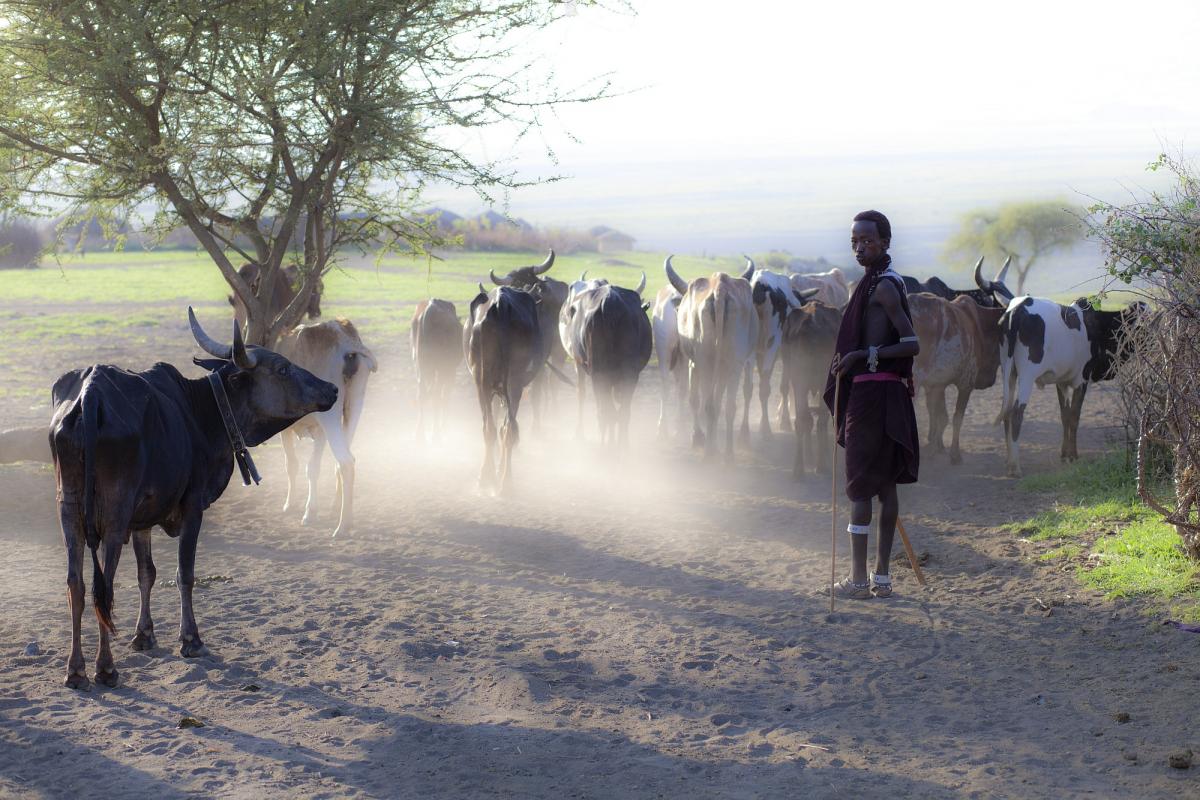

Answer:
[822,258,920,501]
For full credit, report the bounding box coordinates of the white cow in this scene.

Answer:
[665,256,759,462]
[652,283,687,438]
[788,268,850,309]
[276,319,377,538]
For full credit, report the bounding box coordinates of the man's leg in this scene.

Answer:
[872,482,899,596]
[848,497,872,586]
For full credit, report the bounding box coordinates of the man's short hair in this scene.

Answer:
[853,210,891,241]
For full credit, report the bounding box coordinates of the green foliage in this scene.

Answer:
[1005,452,1200,608]
[0,0,616,344]
[1090,153,1200,284]
[943,199,1084,293]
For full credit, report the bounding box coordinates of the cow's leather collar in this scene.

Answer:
[206,372,261,486]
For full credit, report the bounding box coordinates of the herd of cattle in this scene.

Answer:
[0,248,1147,688]
[415,250,1144,489]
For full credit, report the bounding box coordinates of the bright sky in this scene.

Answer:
[433,0,1200,267]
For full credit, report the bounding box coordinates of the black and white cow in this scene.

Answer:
[996,295,1142,476]
[559,281,652,449]
[743,259,806,438]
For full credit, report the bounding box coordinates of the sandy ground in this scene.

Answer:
[1,324,1199,799]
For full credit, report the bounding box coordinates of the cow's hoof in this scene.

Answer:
[65,672,90,690]
[949,452,963,466]
[180,640,209,659]
[791,468,804,482]
[1006,467,1022,478]
[130,630,157,651]
[692,432,706,449]
[95,668,119,688]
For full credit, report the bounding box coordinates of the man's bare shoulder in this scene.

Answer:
[870,275,902,306]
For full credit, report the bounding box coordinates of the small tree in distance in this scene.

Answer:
[0,0,618,346]
[943,200,1085,295]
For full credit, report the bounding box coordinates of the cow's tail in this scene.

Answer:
[80,390,115,634]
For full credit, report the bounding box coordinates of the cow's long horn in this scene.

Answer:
[532,249,555,275]
[579,270,588,283]
[741,255,755,281]
[188,307,232,359]
[995,255,1012,287]
[231,318,257,369]
[489,269,512,286]
[478,282,487,295]
[664,255,688,295]
[973,256,988,291]
[634,271,646,296]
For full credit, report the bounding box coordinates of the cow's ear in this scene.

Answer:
[193,357,227,373]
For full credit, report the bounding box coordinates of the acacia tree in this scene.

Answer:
[0,0,613,345]
[943,200,1084,295]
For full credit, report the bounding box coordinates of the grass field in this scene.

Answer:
[1003,451,1200,618]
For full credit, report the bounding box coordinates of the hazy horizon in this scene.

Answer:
[418,1,1200,296]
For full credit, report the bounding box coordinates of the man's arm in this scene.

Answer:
[873,280,919,359]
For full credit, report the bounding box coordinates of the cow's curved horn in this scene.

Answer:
[741,255,755,281]
[579,270,588,283]
[973,256,988,291]
[488,269,512,286]
[231,318,257,369]
[532,249,555,275]
[188,307,232,359]
[478,282,487,295]
[995,255,1012,287]
[664,255,688,295]
[634,271,646,296]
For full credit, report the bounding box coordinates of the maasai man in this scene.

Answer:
[821,210,920,599]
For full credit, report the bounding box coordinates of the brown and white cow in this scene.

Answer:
[227,262,323,335]
[411,299,463,442]
[909,293,1005,465]
[664,256,759,462]
[779,295,840,478]
[276,319,377,538]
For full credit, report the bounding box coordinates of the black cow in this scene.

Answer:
[489,250,568,430]
[49,310,337,689]
[464,285,546,494]
[560,282,653,449]
[902,256,1013,308]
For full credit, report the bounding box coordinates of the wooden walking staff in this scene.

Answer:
[830,358,840,613]
[896,518,927,587]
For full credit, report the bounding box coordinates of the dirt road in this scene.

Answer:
[1,332,1197,799]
